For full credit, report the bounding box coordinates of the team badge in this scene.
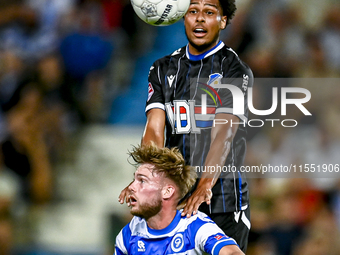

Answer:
[171,233,184,252]
[207,73,223,87]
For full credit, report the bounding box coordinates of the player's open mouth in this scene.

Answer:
[129,195,137,206]
[193,28,207,37]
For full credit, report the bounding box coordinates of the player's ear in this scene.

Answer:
[221,16,227,30]
[162,185,175,199]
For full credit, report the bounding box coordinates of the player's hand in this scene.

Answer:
[180,184,212,218]
[118,183,132,206]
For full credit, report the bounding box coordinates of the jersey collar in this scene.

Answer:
[186,41,224,61]
[147,210,182,236]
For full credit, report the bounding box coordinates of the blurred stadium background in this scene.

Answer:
[0,0,339,254]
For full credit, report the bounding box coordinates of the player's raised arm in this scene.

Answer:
[181,113,239,217]
[142,108,166,147]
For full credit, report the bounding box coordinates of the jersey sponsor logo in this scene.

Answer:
[171,233,184,252]
[164,83,246,134]
[242,74,249,93]
[165,101,215,134]
[165,73,223,134]
[167,75,176,88]
[137,240,146,252]
[147,83,154,102]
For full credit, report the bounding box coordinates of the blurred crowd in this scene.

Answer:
[225,0,340,78]
[226,1,340,255]
[0,0,339,254]
[0,0,136,253]
[228,1,340,255]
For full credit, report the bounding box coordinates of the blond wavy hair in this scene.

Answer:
[129,143,197,200]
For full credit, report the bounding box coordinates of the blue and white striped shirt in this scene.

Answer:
[115,210,238,255]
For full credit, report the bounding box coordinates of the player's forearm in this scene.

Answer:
[142,129,164,147]
[199,114,239,189]
[142,109,166,147]
[198,134,231,189]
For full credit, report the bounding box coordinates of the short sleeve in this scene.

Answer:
[114,224,132,255]
[145,62,165,113]
[195,222,238,255]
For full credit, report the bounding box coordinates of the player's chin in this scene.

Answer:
[130,208,147,219]
[190,40,213,52]
[130,207,139,215]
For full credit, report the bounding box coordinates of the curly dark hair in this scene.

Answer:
[219,0,237,24]
[129,143,197,200]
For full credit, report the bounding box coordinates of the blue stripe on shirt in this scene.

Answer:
[220,178,226,212]
[238,171,242,211]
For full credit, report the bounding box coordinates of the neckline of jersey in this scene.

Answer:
[186,41,224,61]
[147,210,182,235]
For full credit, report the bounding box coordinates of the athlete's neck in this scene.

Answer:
[188,39,220,55]
[146,208,177,230]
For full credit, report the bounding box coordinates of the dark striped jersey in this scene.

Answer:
[115,210,237,255]
[145,41,253,213]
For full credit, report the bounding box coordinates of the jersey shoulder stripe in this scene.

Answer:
[153,46,187,66]
[115,223,132,254]
[222,46,253,78]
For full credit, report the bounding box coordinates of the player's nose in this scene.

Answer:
[129,181,136,192]
[196,11,205,22]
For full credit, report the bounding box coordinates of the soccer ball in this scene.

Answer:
[131,0,190,26]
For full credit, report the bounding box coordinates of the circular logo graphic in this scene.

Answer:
[171,233,184,252]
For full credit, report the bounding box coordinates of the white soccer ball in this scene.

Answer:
[131,0,190,26]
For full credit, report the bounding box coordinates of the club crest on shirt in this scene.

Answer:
[207,73,223,87]
[171,233,184,252]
